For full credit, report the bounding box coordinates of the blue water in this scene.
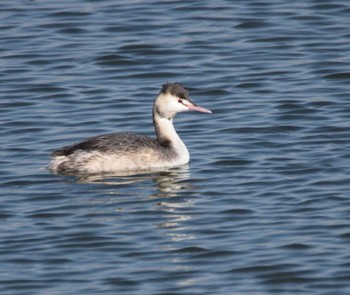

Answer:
[1,0,350,294]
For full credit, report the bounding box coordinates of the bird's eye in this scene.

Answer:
[178,99,182,103]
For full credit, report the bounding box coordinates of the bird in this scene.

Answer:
[48,82,212,175]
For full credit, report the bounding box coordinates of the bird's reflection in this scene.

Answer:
[78,165,194,239]
[66,165,195,244]
[74,164,191,198]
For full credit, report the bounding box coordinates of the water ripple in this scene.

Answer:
[1,0,350,294]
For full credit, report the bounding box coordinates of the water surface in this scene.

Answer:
[1,0,350,294]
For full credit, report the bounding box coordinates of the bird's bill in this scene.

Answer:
[187,103,212,113]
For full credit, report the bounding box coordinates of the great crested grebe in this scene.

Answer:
[48,82,212,175]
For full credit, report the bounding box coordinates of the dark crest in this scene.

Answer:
[161,82,190,101]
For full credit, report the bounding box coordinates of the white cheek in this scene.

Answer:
[168,98,189,113]
[177,103,189,112]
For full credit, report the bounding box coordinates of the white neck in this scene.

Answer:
[153,111,189,164]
